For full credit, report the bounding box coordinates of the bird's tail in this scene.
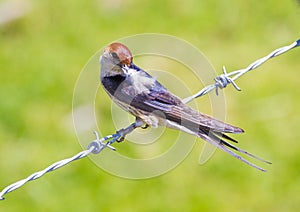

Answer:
[197,130,271,172]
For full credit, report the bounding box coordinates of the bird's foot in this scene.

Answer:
[115,118,146,142]
[116,135,125,142]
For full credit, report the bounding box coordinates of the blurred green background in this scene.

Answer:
[1,0,299,211]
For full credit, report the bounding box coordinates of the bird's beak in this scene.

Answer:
[101,49,109,59]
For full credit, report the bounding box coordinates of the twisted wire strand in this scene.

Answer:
[0,39,299,200]
[0,149,93,200]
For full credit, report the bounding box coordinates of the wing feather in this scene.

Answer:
[131,82,244,134]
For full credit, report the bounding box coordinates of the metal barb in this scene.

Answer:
[214,66,241,95]
[88,131,116,153]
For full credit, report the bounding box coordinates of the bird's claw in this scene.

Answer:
[116,136,125,142]
[141,124,149,129]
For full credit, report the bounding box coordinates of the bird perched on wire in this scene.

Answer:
[100,42,271,171]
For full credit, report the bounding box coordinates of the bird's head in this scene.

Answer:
[100,42,133,78]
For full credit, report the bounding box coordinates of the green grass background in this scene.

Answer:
[1,0,300,211]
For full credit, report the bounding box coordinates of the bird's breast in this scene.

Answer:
[101,75,126,97]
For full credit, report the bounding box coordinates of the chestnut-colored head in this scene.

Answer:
[100,42,133,78]
[105,42,133,66]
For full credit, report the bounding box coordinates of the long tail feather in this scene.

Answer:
[212,133,271,164]
[216,132,239,143]
[198,131,270,171]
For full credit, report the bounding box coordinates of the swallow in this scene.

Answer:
[100,42,271,171]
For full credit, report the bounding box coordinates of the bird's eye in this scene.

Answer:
[111,52,118,59]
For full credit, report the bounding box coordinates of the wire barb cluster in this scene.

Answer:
[0,39,299,201]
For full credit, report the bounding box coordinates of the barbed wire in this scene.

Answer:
[183,39,300,103]
[0,131,118,200]
[0,39,299,201]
